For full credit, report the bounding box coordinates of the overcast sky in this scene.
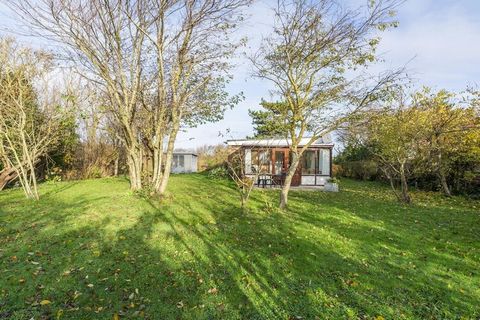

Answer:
[1,0,479,150]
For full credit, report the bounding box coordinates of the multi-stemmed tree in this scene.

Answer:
[338,86,480,202]
[6,0,250,195]
[0,38,73,199]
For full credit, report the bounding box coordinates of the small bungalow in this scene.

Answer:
[171,152,198,173]
[227,136,333,187]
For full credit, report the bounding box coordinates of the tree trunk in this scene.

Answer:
[158,125,179,195]
[399,162,411,204]
[25,152,39,200]
[241,193,246,210]
[438,170,452,197]
[151,139,164,192]
[126,147,143,190]
[0,167,17,191]
[279,152,299,210]
[388,176,401,201]
[436,151,451,197]
[380,165,400,201]
[113,157,119,176]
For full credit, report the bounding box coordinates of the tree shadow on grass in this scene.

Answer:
[148,175,479,318]
[142,177,475,318]
[288,188,480,318]
[1,176,479,319]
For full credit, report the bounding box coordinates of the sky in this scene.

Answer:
[174,0,480,150]
[1,0,479,150]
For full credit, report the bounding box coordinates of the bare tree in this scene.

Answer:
[5,0,249,195]
[226,146,268,210]
[132,0,249,194]
[4,0,153,190]
[71,81,125,179]
[251,0,404,209]
[0,37,72,199]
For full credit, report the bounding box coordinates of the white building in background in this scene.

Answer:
[171,152,198,173]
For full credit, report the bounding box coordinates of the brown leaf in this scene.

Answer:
[208,287,218,294]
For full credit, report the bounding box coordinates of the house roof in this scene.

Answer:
[227,135,333,148]
[173,151,198,156]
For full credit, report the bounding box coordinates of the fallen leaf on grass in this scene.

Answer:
[73,291,82,300]
[345,280,358,287]
[40,300,51,305]
[208,287,218,294]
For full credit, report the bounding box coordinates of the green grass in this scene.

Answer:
[0,175,479,319]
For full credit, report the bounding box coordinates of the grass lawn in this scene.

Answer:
[0,174,479,319]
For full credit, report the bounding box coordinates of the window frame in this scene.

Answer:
[250,149,272,174]
[301,149,317,175]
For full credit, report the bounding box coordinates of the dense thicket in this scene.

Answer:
[336,88,480,200]
[0,38,76,198]
[5,0,250,196]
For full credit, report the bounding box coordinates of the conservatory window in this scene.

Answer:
[302,150,316,174]
[318,149,330,175]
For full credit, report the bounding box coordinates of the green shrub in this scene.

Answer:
[327,177,340,184]
[206,165,229,179]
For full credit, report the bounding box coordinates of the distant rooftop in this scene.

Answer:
[173,151,198,156]
[227,135,333,147]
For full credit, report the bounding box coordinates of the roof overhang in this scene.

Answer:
[173,152,198,156]
[227,137,333,148]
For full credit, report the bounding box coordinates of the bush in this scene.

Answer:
[327,177,340,184]
[336,160,380,180]
[45,167,63,183]
[205,165,229,179]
